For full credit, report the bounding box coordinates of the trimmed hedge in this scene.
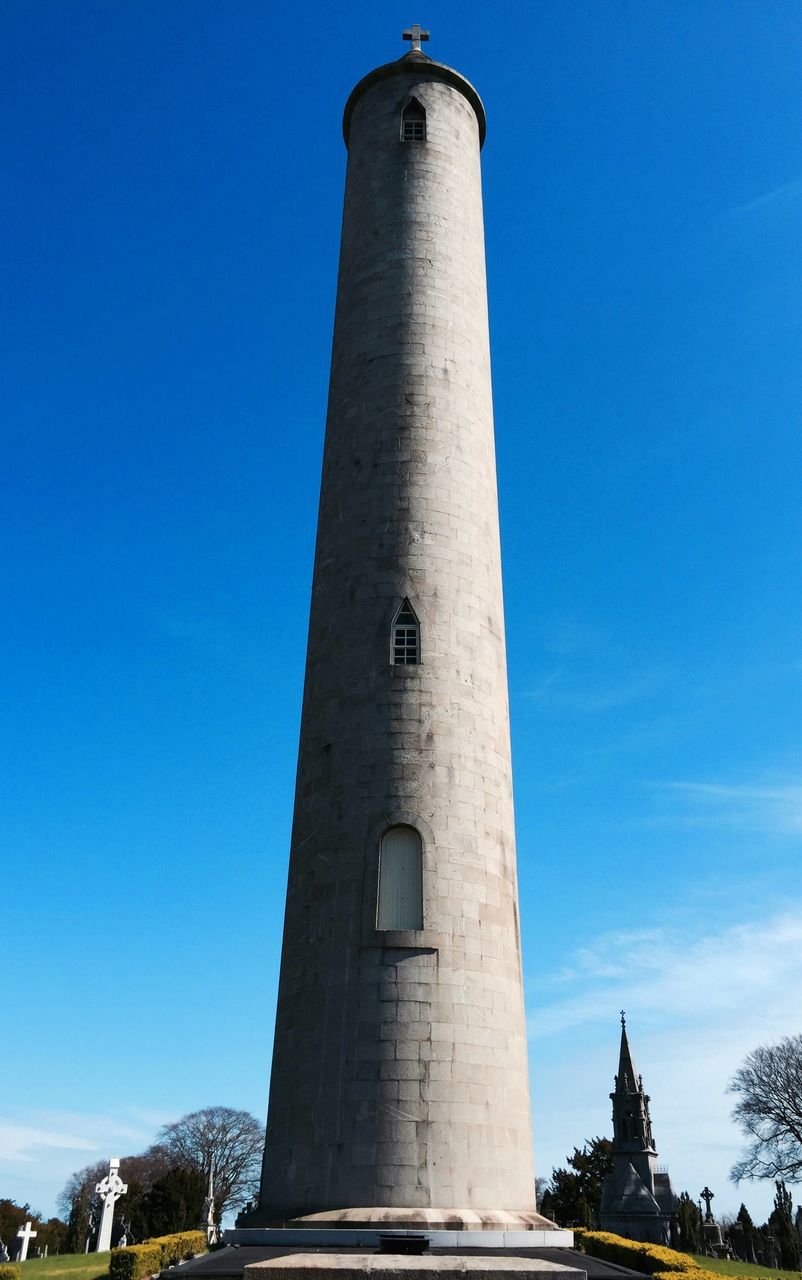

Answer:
[653,1272,736,1280]
[109,1245,163,1280]
[155,1233,207,1268]
[575,1231,702,1275]
[575,1231,776,1280]
[0,1265,21,1280]
[109,1231,207,1280]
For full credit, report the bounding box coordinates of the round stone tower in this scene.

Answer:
[254,36,538,1225]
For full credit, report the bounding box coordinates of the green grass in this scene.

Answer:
[691,1255,801,1280]
[20,1253,110,1280]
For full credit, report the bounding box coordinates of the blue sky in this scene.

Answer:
[3,0,801,1228]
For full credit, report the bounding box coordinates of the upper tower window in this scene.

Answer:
[392,599,420,665]
[401,99,426,142]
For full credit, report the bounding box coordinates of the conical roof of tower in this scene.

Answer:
[616,1018,639,1092]
[343,48,486,148]
[601,1161,661,1215]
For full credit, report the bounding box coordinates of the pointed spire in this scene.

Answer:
[616,1010,639,1092]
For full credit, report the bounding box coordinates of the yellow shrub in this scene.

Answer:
[109,1229,206,1280]
[109,1244,163,1280]
[0,1265,21,1280]
[576,1230,705,1275]
[153,1232,206,1267]
[652,1271,756,1280]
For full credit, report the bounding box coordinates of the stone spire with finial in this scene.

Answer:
[615,1009,640,1093]
[610,1014,656,1160]
[601,1015,677,1242]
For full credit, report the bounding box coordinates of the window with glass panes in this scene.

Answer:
[392,601,420,665]
[401,100,426,142]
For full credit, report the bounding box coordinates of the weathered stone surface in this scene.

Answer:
[289,1211,557,1231]
[255,50,535,1220]
[246,1259,585,1280]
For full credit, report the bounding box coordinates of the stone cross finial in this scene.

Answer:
[16,1222,37,1262]
[95,1158,128,1253]
[700,1185,715,1221]
[402,24,430,52]
[620,1009,626,1027]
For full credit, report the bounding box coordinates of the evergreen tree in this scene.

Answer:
[0,1200,69,1259]
[541,1137,614,1227]
[66,1182,98,1254]
[736,1203,760,1262]
[0,1200,30,1250]
[676,1191,701,1253]
[134,1167,206,1239]
[768,1180,800,1270]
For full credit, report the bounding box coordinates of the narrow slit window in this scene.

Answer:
[401,99,426,142]
[392,599,420,665]
[377,825,423,930]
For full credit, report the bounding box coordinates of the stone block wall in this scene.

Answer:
[257,56,536,1218]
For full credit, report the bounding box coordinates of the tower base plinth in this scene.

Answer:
[289,1210,562,1233]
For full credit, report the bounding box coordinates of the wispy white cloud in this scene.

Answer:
[0,1122,97,1163]
[525,667,667,715]
[528,909,802,1038]
[0,1108,168,1168]
[729,176,802,218]
[652,778,802,835]
[536,618,614,659]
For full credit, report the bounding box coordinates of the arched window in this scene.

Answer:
[392,599,420,665]
[401,98,426,142]
[377,826,424,930]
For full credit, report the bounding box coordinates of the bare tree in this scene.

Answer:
[535,1177,550,1210]
[156,1107,264,1217]
[57,1150,174,1223]
[57,1162,108,1223]
[729,1034,802,1183]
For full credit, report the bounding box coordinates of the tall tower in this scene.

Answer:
[253,31,538,1226]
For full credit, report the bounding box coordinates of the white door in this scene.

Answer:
[377,826,423,930]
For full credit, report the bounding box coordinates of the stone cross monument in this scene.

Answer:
[201,1164,219,1244]
[95,1158,128,1252]
[245,29,551,1232]
[15,1222,37,1262]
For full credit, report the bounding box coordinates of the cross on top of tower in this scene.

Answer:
[402,24,430,52]
[620,1009,626,1027]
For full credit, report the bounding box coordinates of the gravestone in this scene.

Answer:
[763,1233,779,1269]
[95,1157,128,1252]
[728,1222,747,1261]
[16,1221,37,1262]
